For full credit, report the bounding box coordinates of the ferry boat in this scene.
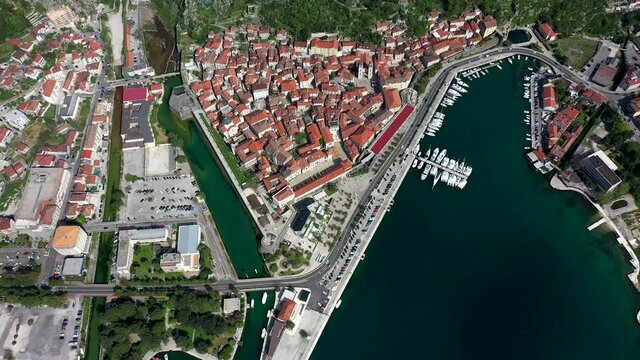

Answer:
[431,148,440,161]
[432,171,442,188]
[335,299,342,309]
[436,149,447,164]
[411,159,418,168]
[262,292,268,304]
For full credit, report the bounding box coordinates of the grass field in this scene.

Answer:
[554,37,599,69]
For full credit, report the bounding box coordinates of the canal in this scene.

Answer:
[85,87,124,360]
[156,76,267,278]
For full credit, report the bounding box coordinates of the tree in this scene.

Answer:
[173,328,193,350]
[194,338,211,354]
[285,320,295,330]
[299,329,310,338]
[175,154,187,163]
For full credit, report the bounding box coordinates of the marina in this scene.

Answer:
[412,145,472,189]
[314,56,640,360]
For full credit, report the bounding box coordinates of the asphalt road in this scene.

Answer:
[53,46,639,297]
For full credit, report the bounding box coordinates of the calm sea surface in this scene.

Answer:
[312,59,640,359]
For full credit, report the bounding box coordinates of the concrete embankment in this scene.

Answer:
[550,174,640,324]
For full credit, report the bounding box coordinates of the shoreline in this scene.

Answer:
[550,174,640,324]
[295,55,640,358]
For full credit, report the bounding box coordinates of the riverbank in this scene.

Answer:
[157,77,266,278]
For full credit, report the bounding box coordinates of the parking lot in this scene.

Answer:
[122,174,198,222]
[0,301,83,360]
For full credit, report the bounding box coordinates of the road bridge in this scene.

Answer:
[83,216,197,233]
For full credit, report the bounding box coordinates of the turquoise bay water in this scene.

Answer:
[313,59,640,359]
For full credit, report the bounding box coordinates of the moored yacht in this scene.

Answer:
[431,148,440,161]
[436,149,447,164]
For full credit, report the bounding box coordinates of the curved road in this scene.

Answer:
[54,46,635,297]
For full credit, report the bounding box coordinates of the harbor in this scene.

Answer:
[411,145,472,189]
[313,57,640,359]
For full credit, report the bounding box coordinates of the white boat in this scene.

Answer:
[421,165,430,181]
[165,355,169,360]
[425,148,431,159]
[508,57,513,64]
[458,178,468,189]
[431,148,439,161]
[261,292,268,305]
[448,160,457,170]
[250,299,255,308]
[261,328,267,339]
[441,171,450,184]
[451,84,467,93]
[517,54,521,59]
[426,131,436,137]
[448,89,462,97]
[418,160,424,169]
[436,149,447,164]
[411,159,418,168]
[457,79,469,87]
[441,157,450,167]
[447,175,456,186]
[432,171,442,188]
[464,166,473,176]
[527,67,533,71]
[335,299,342,309]
[434,112,445,118]
[453,176,462,187]
[430,165,438,176]
[496,64,502,70]
[413,144,420,154]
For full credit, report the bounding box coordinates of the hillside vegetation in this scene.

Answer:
[150,0,635,45]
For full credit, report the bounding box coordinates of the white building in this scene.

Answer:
[0,108,30,131]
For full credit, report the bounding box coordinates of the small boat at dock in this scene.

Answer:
[262,292,268,304]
